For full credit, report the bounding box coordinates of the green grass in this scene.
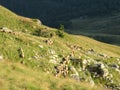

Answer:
[0,61,106,90]
[0,5,120,90]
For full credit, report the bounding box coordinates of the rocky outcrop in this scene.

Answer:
[55,56,70,77]
[0,27,20,36]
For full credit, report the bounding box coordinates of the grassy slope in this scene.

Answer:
[67,14,120,45]
[0,5,120,90]
[1,61,105,90]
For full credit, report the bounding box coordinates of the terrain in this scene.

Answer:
[67,14,120,45]
[1,0,120,27]
[0,5,120,90]
[0,0,120,45]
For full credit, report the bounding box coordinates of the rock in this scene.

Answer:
[39,45,44,49]
[20,60,25,64]
[70,66,79,76]
[89,78,95,87]
[98,53,109,58]
[55,56,70,77]
[70,58,81,63]
[49,59,57,64]
[70,74,80,81]
[109,64,119,69]
[0,55,3,61]
[117,58,120,65]
[49,49,55,54]
[32,56,39,60]
[55,64,69,77]
[87,49,95,54]
[82,59,88,70]
[45,39,53,45]
[18,48,24,58]
[115,69,120,74]
[37,19,42,25]
[87,63,109,78]
[0,27,13,33]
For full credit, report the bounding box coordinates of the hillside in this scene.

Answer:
[1,0,120,27]
[66,13,120,45]
[1,0,120,45]
[0,5,120,90]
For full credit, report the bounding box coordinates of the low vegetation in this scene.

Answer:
[0,5,120,90]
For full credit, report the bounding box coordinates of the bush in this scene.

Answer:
[34,29,55,38]
[56,30,64,38]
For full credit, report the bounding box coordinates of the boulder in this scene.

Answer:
[0,27,13,33]
[36,19,42,25]
[87,63,109,78]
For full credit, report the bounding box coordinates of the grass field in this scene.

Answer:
[0,5,120,90]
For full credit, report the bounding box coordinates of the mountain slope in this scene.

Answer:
[1,0,120,45]
[1,0,120,27]
[67,13,120,45]
[0,6,120,90]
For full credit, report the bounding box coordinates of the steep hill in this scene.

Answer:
[1,0,120,27]
[0,5,120,90]
[0,0,120,45]
[67,14,120,45]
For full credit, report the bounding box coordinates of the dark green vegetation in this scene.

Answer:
[0,5,120,90]
[67,14,120,45]
[1,0,120,27]
[0,0,120,45]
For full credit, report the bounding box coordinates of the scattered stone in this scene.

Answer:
[20,60,25,64]
[44,39,53,45]
[36,19,42,25]
[0,27,13,33]
[49,49,56,54]
[0,27,20,36]
[89,79,95,87]
[55,56,70,77]
[32,56,39,60]
[18,48,24,58]
[39,45,44,49]
[82,59,88,70]
[70,57,81,65]
[49,59,57,64]
[70,66,79,76]
[109,64,119,69]
[0,55,3,61]
[66,43,83,51]
[115,69,120,74]
[98,53,109,58]
[87,63,109,78]
[87,49,95,54]
[117,58,120,65]
[70,74,80,81]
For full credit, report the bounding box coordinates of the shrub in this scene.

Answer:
[34,29,55,38]
[56,30,64,38]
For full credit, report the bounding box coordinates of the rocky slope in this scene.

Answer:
[0,5,120,90]
[1,1,120,45]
